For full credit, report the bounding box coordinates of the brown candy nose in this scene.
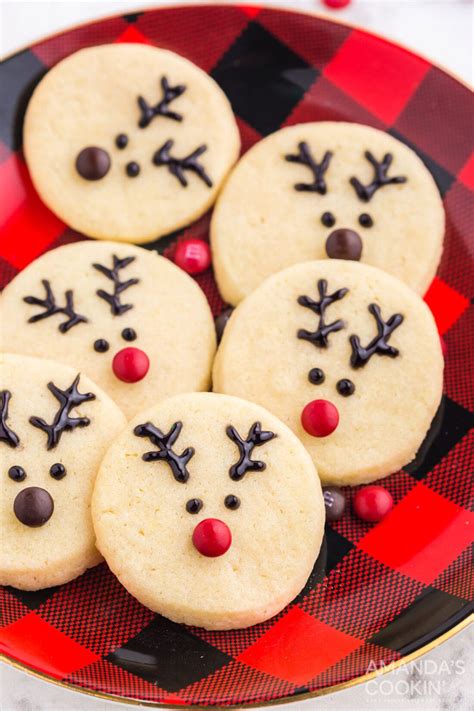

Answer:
[14,487,54,527]
[325,229,362,261]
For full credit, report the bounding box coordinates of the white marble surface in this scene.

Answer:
[0,1,472,709]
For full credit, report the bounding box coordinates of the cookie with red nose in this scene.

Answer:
[92,392,325,630]
[211,121,444,304]
[0,353,126,590]
[213,260,444,486]
[1,241,216,418]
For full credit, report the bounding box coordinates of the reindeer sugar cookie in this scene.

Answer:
[92,392,324,630]
[213,260,444,485]
[24,44,240,242]
[0,353,126,590]
[211,122,444,303]
[1,241,216,418]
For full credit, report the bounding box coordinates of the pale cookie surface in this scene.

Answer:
[211,122,444,303]
[213,260,444,485]
[1,241,216,419]
[92,392,324,630]
[0,353,126,590]
[24,44,240,242]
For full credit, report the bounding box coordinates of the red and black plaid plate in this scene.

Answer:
[0,4,472,707]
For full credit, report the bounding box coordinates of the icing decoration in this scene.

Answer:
[93,255,139,316]
[134,421,194,483]
[297,279,348,348]
[116,134,128,149]
[301,399,339,437]
[0,390,20,448]
[29,374,96,450]
[224,494,240,510]
[192,518,232,557]
[350,304,403,368]
[358,213,373,228]
[50,463,67,480]
[308,368,325,385]
[121,327,137,342]
[126,161,140,177]
[285,142,332,195]
[152,140,213,187]
[13,486,54,527]
[24,280,88,333]
[75,147,111,180]
[325,229,362,261]
[336,378,355,397]
[8,465,26,482]
[321,212,336,228]
[186,498,203,514]
[94,338,110,353]
[112,347,149,383]
[350,152,407,202]
[138,76,186,128]
[226,422,276,481]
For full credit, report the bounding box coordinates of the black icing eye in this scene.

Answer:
[8,465,26,482]
[50,463,67,480]
[115,133,128,149]
[121,327,137,342]
[336,379,355,397]
[224,494,241,510]
[94,338,110,353]
[126,162,140,177]
[308,368,325,385]
[358,213,374,228]
[186,498,203,514]
[321,212,336,228]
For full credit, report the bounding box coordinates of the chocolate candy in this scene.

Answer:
[215,307,234,343]
[8,465,26,482]
[126,161,140,177]
[14,486,54,527]
[112,347,150,383]
[323,486,346,521]
[75,147,111,180]
[192,518,232,557]
[94,338,109,353]
[224,494,240,510]
[308,367,325,385]
[50,463,67,480]
[325,229,362,261]
[336,378,355,397]
[186,498,203,514]
[301,399,339,437]
[353,485,393,522]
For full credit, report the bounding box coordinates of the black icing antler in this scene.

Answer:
[93,255,139,316]
[138,76,186,128]
[153,140,213,188]
[134,421,194,483]
[350,151,407,202]
[297,279,348,348]
[285,142,333,195]
[350,303,404,368]
[226,422,276,481]
[0,390,20,448]
[24,280,88,333]
[29,375,96,450]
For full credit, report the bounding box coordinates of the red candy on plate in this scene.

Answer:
[174,239,211,275]
[323,0,352,8]
[301,399,339,437]
[112,347,150,383]
[192,518,232,557]
[353,485,394,522]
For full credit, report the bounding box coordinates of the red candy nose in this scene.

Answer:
[192,518,232,557]
[112,347,150,383]
[301,399,339,437]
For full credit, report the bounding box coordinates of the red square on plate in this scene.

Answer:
[424,277,470,335]
[359,483,474,585]
[0,612,99,678]
[324,30,429,124]
[458,153,474,192]
[237,606,363,685]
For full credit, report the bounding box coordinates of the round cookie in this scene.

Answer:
[0,241,216,419]
[0,353,126,590]
[213,260,444,485]
[92,392,324,630]
[24,44,240,242]
[211,122,444,303]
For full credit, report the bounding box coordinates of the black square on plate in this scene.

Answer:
[107,615,232,692]
[405,396,474,480]
[0,49,47,151]
[211,21,318,135]
[5,585,60,610]
[388,128,455,197]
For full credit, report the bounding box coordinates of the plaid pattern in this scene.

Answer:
[0,5,472,706]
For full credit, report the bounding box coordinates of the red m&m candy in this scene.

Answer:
[174,239,211,275]
[353,486,393,522]
[323,0,352,9]
[192,518,232,557]
[112,347,150,383]
[301,399,339,437]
